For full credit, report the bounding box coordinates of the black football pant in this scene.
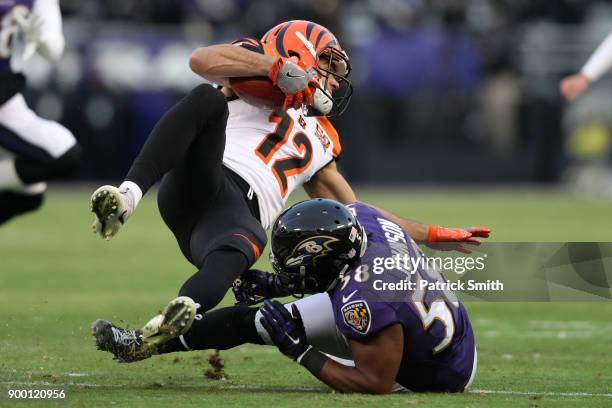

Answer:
[158,304,265,353]
[123,84,267,346]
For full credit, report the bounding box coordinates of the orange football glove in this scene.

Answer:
[426,226,491,254]
[268,57,317,111]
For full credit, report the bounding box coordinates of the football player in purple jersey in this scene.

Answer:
[0,0,81,225]
[94,198,476,394]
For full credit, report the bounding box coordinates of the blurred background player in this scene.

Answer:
[0,0,81,225]
[93,199,476,394]
[560,32,612,101]
[89,20,489,355]
[559,28,612,195]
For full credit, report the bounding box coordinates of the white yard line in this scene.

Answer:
[0,371,89,378]
[2,380,611,398]
[471,389,612,398]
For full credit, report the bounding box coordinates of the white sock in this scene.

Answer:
[119,180,143,209]
[0,159,23,189]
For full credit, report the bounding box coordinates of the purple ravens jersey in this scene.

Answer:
[329,202,475,392]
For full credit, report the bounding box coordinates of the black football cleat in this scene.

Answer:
[92,319,155,363]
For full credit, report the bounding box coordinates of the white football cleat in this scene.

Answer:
[90,185,134,240]
[141,296,197,347]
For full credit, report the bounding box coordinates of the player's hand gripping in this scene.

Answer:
[259,300,309,360]
[233,269,305,305]
[426,226,491,254]
[6,8,42,68]
[232,269,273,305]
[268,57,318,111]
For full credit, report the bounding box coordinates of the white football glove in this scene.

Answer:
[10,9,43,71]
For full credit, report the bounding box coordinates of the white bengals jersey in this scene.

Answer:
[222,98,341,229]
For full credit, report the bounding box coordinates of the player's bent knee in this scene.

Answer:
[185,84,228,117]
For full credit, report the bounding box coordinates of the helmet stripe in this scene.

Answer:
[305,21,315,42]
[322,39,338,49]
[262,28,273,43]
[275,22,293,58]
[314,29,330,49]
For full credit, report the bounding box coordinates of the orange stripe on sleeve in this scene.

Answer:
[316,116,341,158]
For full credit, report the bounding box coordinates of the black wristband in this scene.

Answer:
[297,346,327,377]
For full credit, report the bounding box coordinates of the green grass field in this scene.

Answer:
[1,187,611,407]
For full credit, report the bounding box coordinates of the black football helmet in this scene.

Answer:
[270,198,367,293]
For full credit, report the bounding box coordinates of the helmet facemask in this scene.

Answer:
[307,47,353,117]
[262,21,353,117]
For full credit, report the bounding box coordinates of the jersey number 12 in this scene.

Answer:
[255,111,313,198]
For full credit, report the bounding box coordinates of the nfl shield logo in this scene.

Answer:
[341,300,371,334]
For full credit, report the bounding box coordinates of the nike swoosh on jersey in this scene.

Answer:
[342,290,358,303]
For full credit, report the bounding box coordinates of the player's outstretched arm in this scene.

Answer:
[303,160,491,252]
[304,160,429,239]
[561,32,612,101]
[260,300,402,394]
[303,161,441,240]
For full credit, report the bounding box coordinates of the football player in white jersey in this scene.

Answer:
[90,20,490,358]
[0,0,81,225]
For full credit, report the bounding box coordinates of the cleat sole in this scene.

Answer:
[90,185,128,240]
[142,297,196,346]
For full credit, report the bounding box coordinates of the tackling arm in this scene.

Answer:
[303,160,492,247]
[313,324,404,394]
[303,161,428,240]
[259,300,402,394]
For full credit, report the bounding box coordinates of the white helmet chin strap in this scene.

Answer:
[294,30,338,116]
[310,87,334,116]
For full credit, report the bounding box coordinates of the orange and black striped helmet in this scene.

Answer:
[262,20,353,116]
